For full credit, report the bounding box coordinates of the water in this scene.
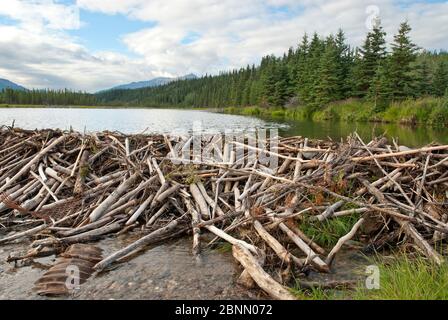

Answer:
[1,107,447,147]
[274,117,448,148]
[0,108,285,135]
[0,237,254,300]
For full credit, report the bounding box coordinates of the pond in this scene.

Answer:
[1,107,447,147]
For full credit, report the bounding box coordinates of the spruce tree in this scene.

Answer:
[356,20,387,96]
[334,29,353,99]
[414,60,432,97]
[389,21,419,99]
[433,61,448,96]
[303,33,324,105]
[315,37,340,105]
[369,58,394,110]
[295,33,310,104]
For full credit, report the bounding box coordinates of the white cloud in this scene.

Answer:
[0,0,447,92]
[0,0,81,31]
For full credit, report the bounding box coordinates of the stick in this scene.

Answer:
[89,172,139,222]
[0,135,66,192]
[326,218,365,265]
[232,244,296,300]
[94,218,185,271]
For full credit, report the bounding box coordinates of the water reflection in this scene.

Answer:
[275,118,448,147]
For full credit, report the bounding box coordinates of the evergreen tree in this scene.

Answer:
[302,33,324,105]
[389,21,419,99]
[315,36,340,105]
[79,24,447,110]
[356,20,387,96]
[334,29,353,99]
[414,60,432,97]
[295,33,310,104]
[433,61,448,96]
[369,58,394,110]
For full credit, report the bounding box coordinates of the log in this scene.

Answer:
[126,194,154,225]
[94,218,185,271]
[326,218,365,265]
[352,145,448,162]
[275,219,329,272]
[190,183,210,219]
[89,172,139,222]
[253,220,294,266]
[232,244,296,300]
[0,135,66,192]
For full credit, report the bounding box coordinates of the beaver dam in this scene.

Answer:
[0,127,447,299]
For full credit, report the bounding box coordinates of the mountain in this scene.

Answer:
[106,74,197,91]
[0,78,27,91]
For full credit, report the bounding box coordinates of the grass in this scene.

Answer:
[223,96,448,127]
[214,241,233,253]
[290,253,448,300]
[299,213,361,248]
[223,106,286,118]
[353,254,448,300]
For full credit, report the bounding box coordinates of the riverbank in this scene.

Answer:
[223,97,448,127]
[0,128,447,300]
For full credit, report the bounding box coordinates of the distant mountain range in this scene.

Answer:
[104,73,197,91]
[0,74,198,94]
[0,78,27,91]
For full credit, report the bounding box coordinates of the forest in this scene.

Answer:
[1,21,448,123]
[0,88,97,106]
[95,21,448,112]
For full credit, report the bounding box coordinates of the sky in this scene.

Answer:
[0,0,447,92]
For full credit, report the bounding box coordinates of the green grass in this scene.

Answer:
[223,106,287,118]
[214,241,233,253]
[291,254,448,300]
[299,213,361,248]
[353,255,448,300]
[224,96,448,127]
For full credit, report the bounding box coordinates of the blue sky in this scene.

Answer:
[69,10,156,55]
[0,0,447,92]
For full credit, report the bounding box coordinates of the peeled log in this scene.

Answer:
[232,244,296,300]
[0,135,66,192]
[253,220,291,265]
[89,172,139,222]
[94,218,184,271]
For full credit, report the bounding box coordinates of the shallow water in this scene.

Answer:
[0,236,255,300]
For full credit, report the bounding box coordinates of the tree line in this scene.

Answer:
[97,21,448,110]
[2,21,447,110]
[0,88,98,106]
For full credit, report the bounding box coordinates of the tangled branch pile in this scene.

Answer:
[0,127,447,299]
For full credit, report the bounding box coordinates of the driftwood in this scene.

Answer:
[232,244,296,300]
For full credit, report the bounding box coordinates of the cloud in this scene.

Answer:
[0,0,81,31]
[0,0,447,92]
